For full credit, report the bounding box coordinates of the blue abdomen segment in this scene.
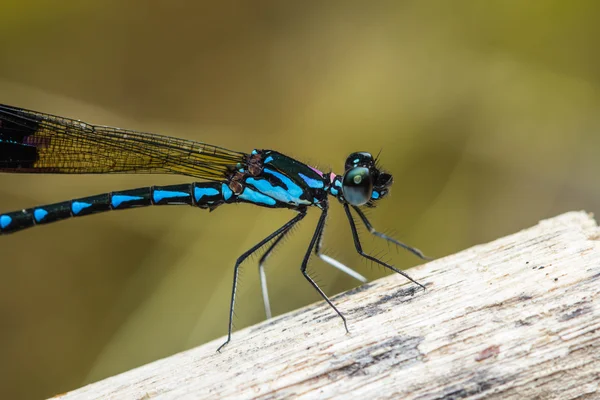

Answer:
[0,178,294,235]
[0,182,227,235]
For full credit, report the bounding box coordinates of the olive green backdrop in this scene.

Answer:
[1,1,599,398]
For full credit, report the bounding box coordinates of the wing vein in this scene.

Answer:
[0,104,247,181]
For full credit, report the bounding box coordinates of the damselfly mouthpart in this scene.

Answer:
[0,104,428,351]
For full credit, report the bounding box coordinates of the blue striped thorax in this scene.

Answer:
[236,150,330,209]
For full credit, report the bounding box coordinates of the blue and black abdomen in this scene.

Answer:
[0,182,229,234]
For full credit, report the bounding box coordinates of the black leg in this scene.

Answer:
[352,206,432,261]
[258,229,290,319]
[313,212,367,283]
[217,209,307,352]
[344,204,426,290]
[260,213,368,319]
[301,206,349,333]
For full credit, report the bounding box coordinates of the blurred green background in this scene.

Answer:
[1,1,599,398]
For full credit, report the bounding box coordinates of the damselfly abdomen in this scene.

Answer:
[0,104,428,351]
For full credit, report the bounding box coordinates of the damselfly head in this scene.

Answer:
[342,152,393,207]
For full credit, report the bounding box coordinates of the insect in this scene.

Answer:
[0,104,428,351]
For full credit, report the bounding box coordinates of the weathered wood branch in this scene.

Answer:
[56,211,600,399]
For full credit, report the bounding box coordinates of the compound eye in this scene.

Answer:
[345,152,373,171]
[342,167,374,206]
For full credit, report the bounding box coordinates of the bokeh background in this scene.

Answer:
[1,1,599,398]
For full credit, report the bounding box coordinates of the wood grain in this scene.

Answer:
[56,211,600,399]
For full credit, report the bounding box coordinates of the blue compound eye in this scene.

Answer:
[342,167,373,206]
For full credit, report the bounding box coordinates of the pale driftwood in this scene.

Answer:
[56,211,600,400]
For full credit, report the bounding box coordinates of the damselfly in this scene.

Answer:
[0,104,428,351]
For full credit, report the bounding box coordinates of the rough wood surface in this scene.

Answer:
[57,211,600,399]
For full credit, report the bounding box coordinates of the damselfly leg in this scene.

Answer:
[258,230,288,319]
[218,210,307,352]
[258,216,367,320]
[301,205,349,333]
[344,204,426,291]
[352,206,431,261]
[313,213,368,284]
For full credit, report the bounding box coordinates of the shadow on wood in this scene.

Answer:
[56,211,600,399]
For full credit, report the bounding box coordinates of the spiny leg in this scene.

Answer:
[352,205,431,261]
[217,210,307,352]
[344,204,425,290]
[313,211,367,283]
[258,230,289,319]
[301,206,349,333]
[259,215,367,320]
